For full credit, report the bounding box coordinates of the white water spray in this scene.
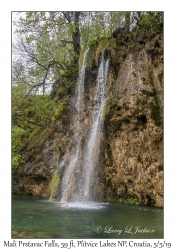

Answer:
[60,48,89,202]
[82,55,109,200]
[60,51,109,202]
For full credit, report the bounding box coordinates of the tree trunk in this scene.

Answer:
[124,12,130,34]
[62,11,81,65]
[72,12,81,64]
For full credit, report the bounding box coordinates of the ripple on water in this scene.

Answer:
[54,201,109,210]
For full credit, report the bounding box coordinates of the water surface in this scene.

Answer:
[12,195,163,239]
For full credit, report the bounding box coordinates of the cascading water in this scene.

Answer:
[60,48,89,203]
[59,50,109,203]
[82,56,109,200]
[77,48,89,128]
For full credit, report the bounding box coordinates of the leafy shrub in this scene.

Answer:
[125,197,138,205]
[52,99,68,122]
[12,126,26,173]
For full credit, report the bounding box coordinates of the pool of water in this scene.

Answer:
[12,195,163,239]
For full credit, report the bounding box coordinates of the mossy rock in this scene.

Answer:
[150,102,162,126]
[49,169,60,201]
[159,71,163,86]
[125,197,139,205]
[95,38,116,64]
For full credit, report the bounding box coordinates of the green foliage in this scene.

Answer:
[87,39,98,47]
[57,86,66,96]
[12,85,55,129]
[13,11,125,85]
[128,44,134,50]
[95,38,116,63]
[106,196,138,205]
[49,169,60,201]
[139,12,162,33]
[130,12,162,40]
[13,12,80,95]
[12,11,163,176]
[80,12,124,48]
[51,99,68,122]
[12,82,67,172]
[106,197,117,202]
[13,12,163,97]
[79,47,96,68]
[12,126,26,173]
[125,197,138,205]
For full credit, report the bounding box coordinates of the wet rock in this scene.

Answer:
[104,35,163,207]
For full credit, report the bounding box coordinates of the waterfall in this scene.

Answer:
[60,48,89,202]
[81,55,109,200]
[77,48,89,126]
[59,51,109,203]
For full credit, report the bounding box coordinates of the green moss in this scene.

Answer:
[130,13,162,39]
[106,196,138,205]
[12,126,27,173]
[141,73,162,126]
[79,47,96,69]
[143,78,149,85]
[102,86,117,119]
[49,169,60,201]
[26,126,53,152]
[142,89,154,97]
[125,197,138,205]
[95,38,116,63]
[159,71,163,86]
[137,154,142,163]
[128,44,134,50]
[148,73,154,86]
[57,86,66,96]
[143,89,162,126]
[150,102,161,126]
[35,154,43,162]
[118,198,124,203]
[106,197,118,202]
[52,98,68,122]
[150,87,162,126]
[86,48,96,67]
[88,39,98,47]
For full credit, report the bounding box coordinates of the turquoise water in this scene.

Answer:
[12,195,163,239]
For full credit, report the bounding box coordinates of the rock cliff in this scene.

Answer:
[104,34,163,207]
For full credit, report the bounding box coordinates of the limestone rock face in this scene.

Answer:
[12,135,67,197]
[104,35,163,207]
